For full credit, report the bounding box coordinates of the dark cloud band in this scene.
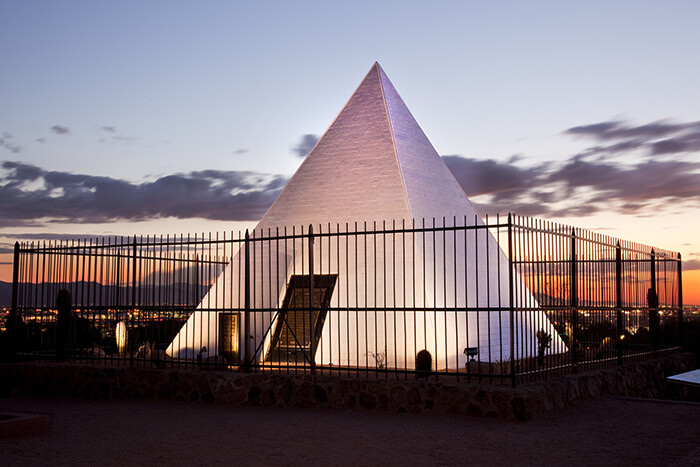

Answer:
[565,119,700,156]
[0,161,287,224]
[2,117,700,227]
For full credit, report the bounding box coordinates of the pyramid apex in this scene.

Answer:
[255,61,475,228]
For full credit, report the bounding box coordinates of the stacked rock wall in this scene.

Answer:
[0,353,695,421]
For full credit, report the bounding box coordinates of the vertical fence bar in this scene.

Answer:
[308,224,316,374]
[11,241,20,318]
[115,245,122,328]
[9,242,21,359]
[650,249,658,357]
[570,228,578,373]
[507,214,516,388]
[616,242,623,366]
[130,236,137,367]
[244,229,251,372]
[677,253,683,348]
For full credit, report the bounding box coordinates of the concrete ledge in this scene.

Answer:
[0,353,695,421]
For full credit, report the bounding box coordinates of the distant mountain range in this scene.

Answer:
[0,282,620,310]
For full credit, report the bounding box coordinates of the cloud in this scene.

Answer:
[8,233,112,242]
[113,135,137,143]
[51,125,70,135]
[566,120,686,141]
[684,259,700,271]
[96,126,138,144]
[292,134,319,158]
[233,149,248,155]
[0,161,287,225]
[443,142,700,217]
[442,155,546,200]
[437,118,700,217]
[548,158,700,203]
[565,119,700,157]
[99,135,137,144]
[446,154,700,217]
[0,132,22,154]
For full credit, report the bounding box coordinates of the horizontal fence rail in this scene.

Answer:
[4,215,683,386]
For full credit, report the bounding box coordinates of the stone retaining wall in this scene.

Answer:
[0,353,696,421]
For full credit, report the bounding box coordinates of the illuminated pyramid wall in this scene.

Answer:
[167,63,564,368]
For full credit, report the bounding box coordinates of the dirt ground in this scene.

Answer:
[1,395,699,466]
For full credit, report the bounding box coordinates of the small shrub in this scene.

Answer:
[536,329,552,367]
[366,350,386,369]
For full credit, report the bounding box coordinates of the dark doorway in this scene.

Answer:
[267,274,337,364]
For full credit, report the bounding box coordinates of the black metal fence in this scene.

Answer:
[5,214,683,386]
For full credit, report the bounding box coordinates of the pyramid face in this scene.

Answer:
[257,62,479,230]
[377,65,481,223]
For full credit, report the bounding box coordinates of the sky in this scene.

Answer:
[1,1,700,303]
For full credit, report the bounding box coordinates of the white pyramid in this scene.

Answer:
[167,63,564,370]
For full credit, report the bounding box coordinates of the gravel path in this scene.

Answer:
[1,395,699,466]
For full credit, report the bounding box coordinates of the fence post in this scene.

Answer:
[10,242,19,320]
[131,236,137,311]
[130,236,137,368]
[9,242,21,359]
[308,224,316,374]
[616,242,623,366]
[650,249,658,357]
[677,253,683,349]
[244,229,251,372]
[115,247,121,322]
[570,229,578,374]
[507,214,516,388]
[56,289,72,360]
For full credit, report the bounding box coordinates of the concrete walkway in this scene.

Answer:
[1,395,699,466]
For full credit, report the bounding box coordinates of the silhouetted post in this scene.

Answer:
[10,242,19,320]
[308,224,315,374]
[415,349,432,380]
[130,236,137,368]
[244,229,251,372]
[677,253,683,348]
[507,214,516,388]
[570,229,578,373]
[616,242,623,365]
[8,242,21,359]
[56,289,72,360]
[649,250,659,357]
[115,250,121,322]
